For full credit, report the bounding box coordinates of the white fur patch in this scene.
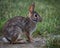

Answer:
[2,37,9,42]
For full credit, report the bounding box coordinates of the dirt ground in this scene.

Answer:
[0,37,47,48]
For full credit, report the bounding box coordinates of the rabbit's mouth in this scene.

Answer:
[32,19,38,22]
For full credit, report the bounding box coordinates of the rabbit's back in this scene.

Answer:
[3,16,26,31]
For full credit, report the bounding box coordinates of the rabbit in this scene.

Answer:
[2,3,42,44]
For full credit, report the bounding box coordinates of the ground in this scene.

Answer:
[0,37,46,48]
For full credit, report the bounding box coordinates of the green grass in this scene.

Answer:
[0,0,60,48]
[46,35,60,48]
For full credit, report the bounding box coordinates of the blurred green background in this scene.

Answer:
[0,0,60,48]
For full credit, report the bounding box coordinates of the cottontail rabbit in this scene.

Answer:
[2,3,42,44]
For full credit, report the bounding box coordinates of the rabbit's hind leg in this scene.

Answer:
[10,33,26,44]
[11,38,26,44]
[15,39,27,44]
[10,34,18,44]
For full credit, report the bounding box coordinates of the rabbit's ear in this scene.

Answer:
[29,2,35,13]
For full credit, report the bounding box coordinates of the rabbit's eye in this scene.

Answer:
[35,14,37,17]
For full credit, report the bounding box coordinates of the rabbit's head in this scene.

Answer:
[28,3,42,23]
